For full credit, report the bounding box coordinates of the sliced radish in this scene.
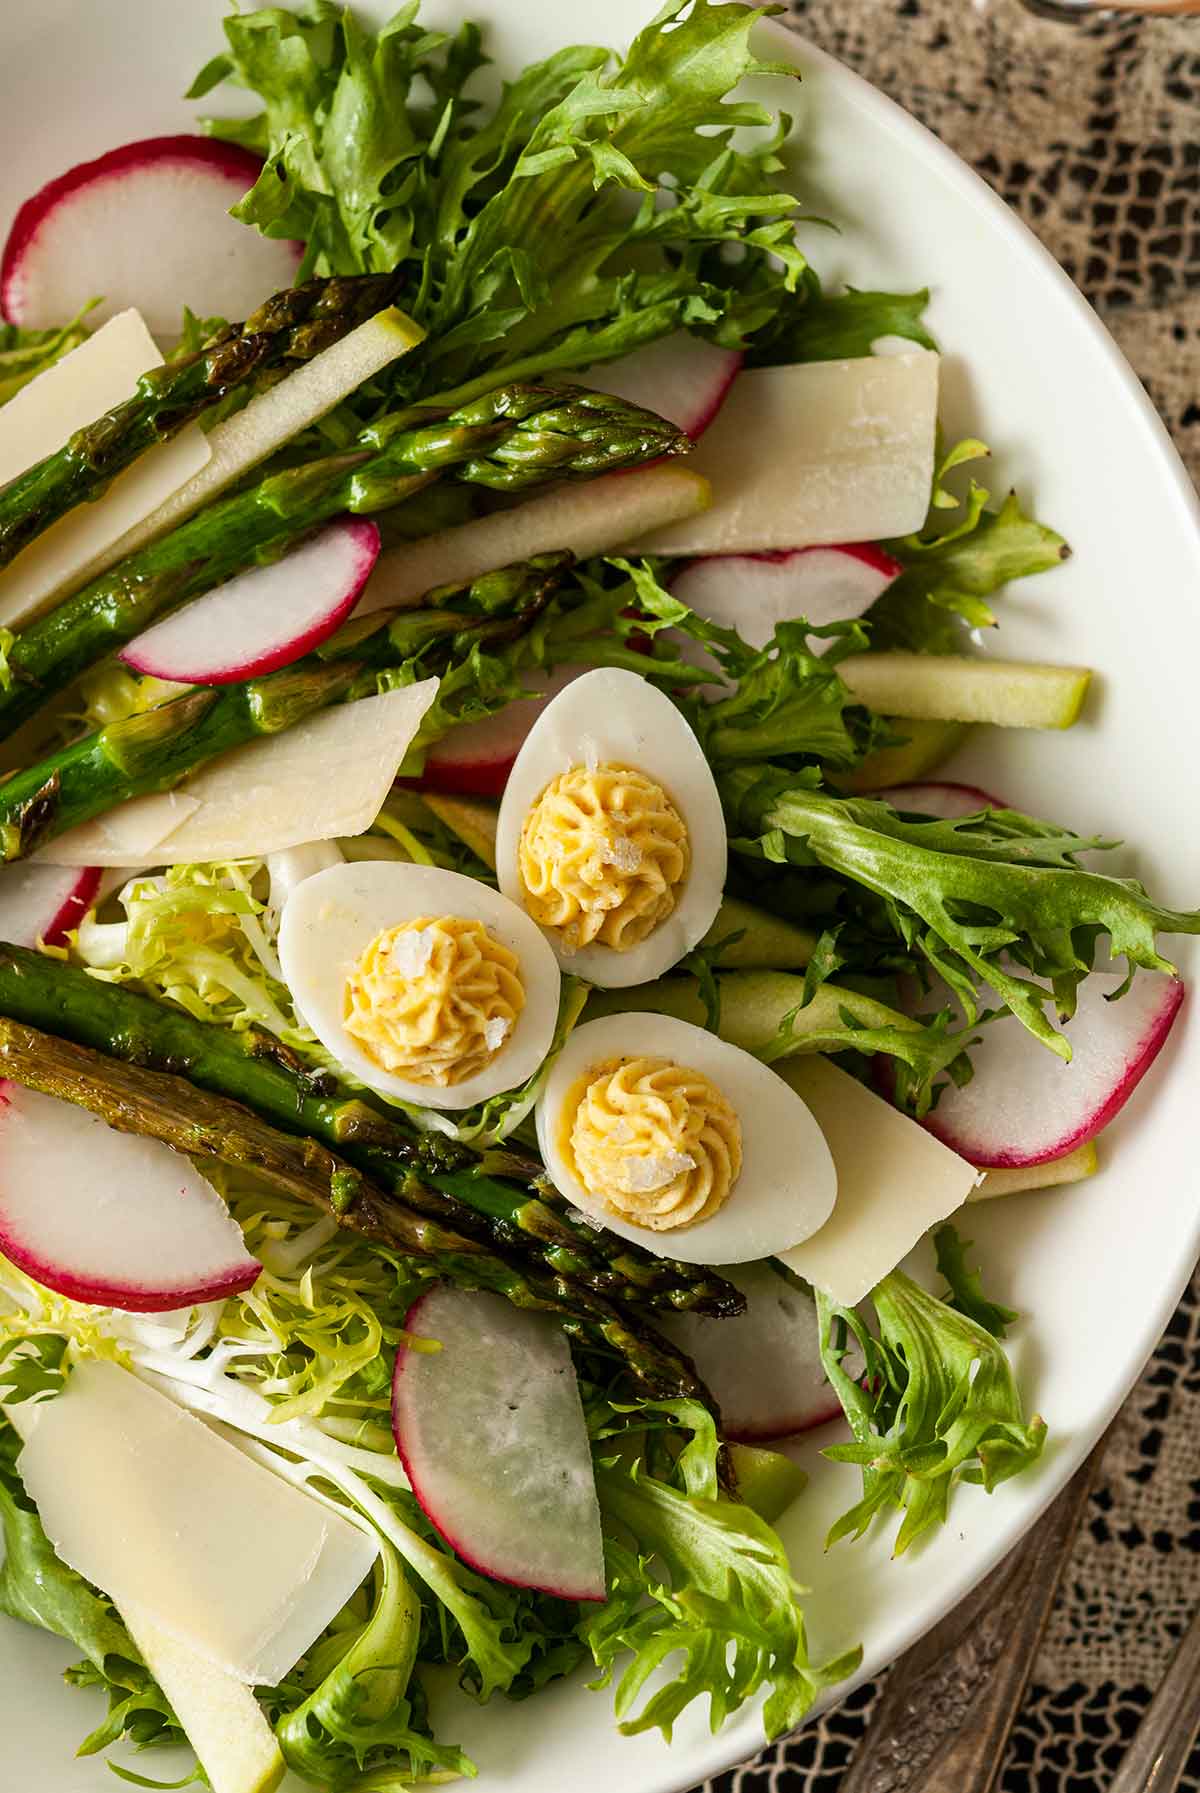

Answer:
[868,780,1004,817]
[0,1082,261,1311]
[923,973,1184,1168]
[119,518,380,685]
[415,665,586,797]
[2,136,301,337]
[671,543,901,650]
[0,863,100,948]
[392,1285,604,1601]
[578,332,742,440]
[660,1262,843,1443]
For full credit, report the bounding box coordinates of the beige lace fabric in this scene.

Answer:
[701,4,1200,1788]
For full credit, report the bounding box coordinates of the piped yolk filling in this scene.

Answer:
[344,915,525,1087]
[517,762,689,953]
[561,1054,742,1231]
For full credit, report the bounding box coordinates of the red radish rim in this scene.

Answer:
[726,1397,844,1445]
[871,780,1005,812]
[687,348,743,439]
[1,135,301,325]
[120,518,381,685]
[673,540,903,582]
[0,1078,262,1312]
[411,759,513,799]
[392,1285,605,1604]
[41,866,101,947]
[0,1233,262,1313]
[922,978,1186,1168]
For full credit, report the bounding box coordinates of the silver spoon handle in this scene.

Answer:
[1108,1607,1200,1793]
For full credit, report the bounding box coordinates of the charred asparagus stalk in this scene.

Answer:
[0,272,406,568]
[0,555,571,861]
[0,942,742,1324]
[0,382,688,742]
[0,1006,719,1411]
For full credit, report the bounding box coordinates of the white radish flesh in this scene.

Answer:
[0,863,99,948]
[578,332,742,439]
[0,1082,261,1311]
[1,136,300,336]
[416,664,586,797]
[671,543,901,649]
[921,972,1184,1168]
[392,1285,605,1601]
[120,518,381,684]
[630,353,939,555]
[353,464,711,618]
[660,1262,842,1443]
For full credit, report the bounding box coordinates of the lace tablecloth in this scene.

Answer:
[704,4,1200,1787]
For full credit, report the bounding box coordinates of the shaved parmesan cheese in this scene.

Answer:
[774,1055,978,1305]
[35,791,201,867]
[70,309,426,588]
[18,1361,377,1685]
[0,310,157,486]
[0,310,211,627]
[119,1603,285,1793]
[38,682,439,866]
[630,352,938,556]
[355,464,712,616]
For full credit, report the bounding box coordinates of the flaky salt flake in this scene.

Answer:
[483,1015,511,1053]
[619,1151,695,1194]
[389,926,437,978]
[602,834,643,874]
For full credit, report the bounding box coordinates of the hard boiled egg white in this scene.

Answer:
[535,1012,837,1265]
[495,667,726,988]
[278,861,562,1110]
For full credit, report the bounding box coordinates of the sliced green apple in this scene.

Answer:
[702,895,816,969]
[119,1603,285,1793]
[969,1138,1099,1202]
[728,1443,807,1522]
[585,968,915,1055]
[840,651,1091,729]
[831,716,969,793]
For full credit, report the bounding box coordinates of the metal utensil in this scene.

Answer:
[839,1440,1106,1793]
[1107,1604,1200,1793]
[1021,0,1200,18]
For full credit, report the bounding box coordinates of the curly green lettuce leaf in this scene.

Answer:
[747,285,937,366]
[194,1,809,407]
[584,1399,859,1740]
[0,1418,186,1760]
[723,774,1200,1055]
[272,1541,472,1790]
[872,439,1070,651]
[75,859,316,1046]
[933,1222,1019,1341]
[817,1250,1046,1555]
[0,307,96,406]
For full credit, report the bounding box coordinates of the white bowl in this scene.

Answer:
[1,3,1198,1790]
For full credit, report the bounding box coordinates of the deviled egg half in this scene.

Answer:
[536,1013,837,1266]
[495,667,726,989]
[278,861,561,1111]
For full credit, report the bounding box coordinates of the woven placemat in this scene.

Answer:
[702,4,1200,1787]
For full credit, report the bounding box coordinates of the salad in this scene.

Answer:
[0,4,1195,1790]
